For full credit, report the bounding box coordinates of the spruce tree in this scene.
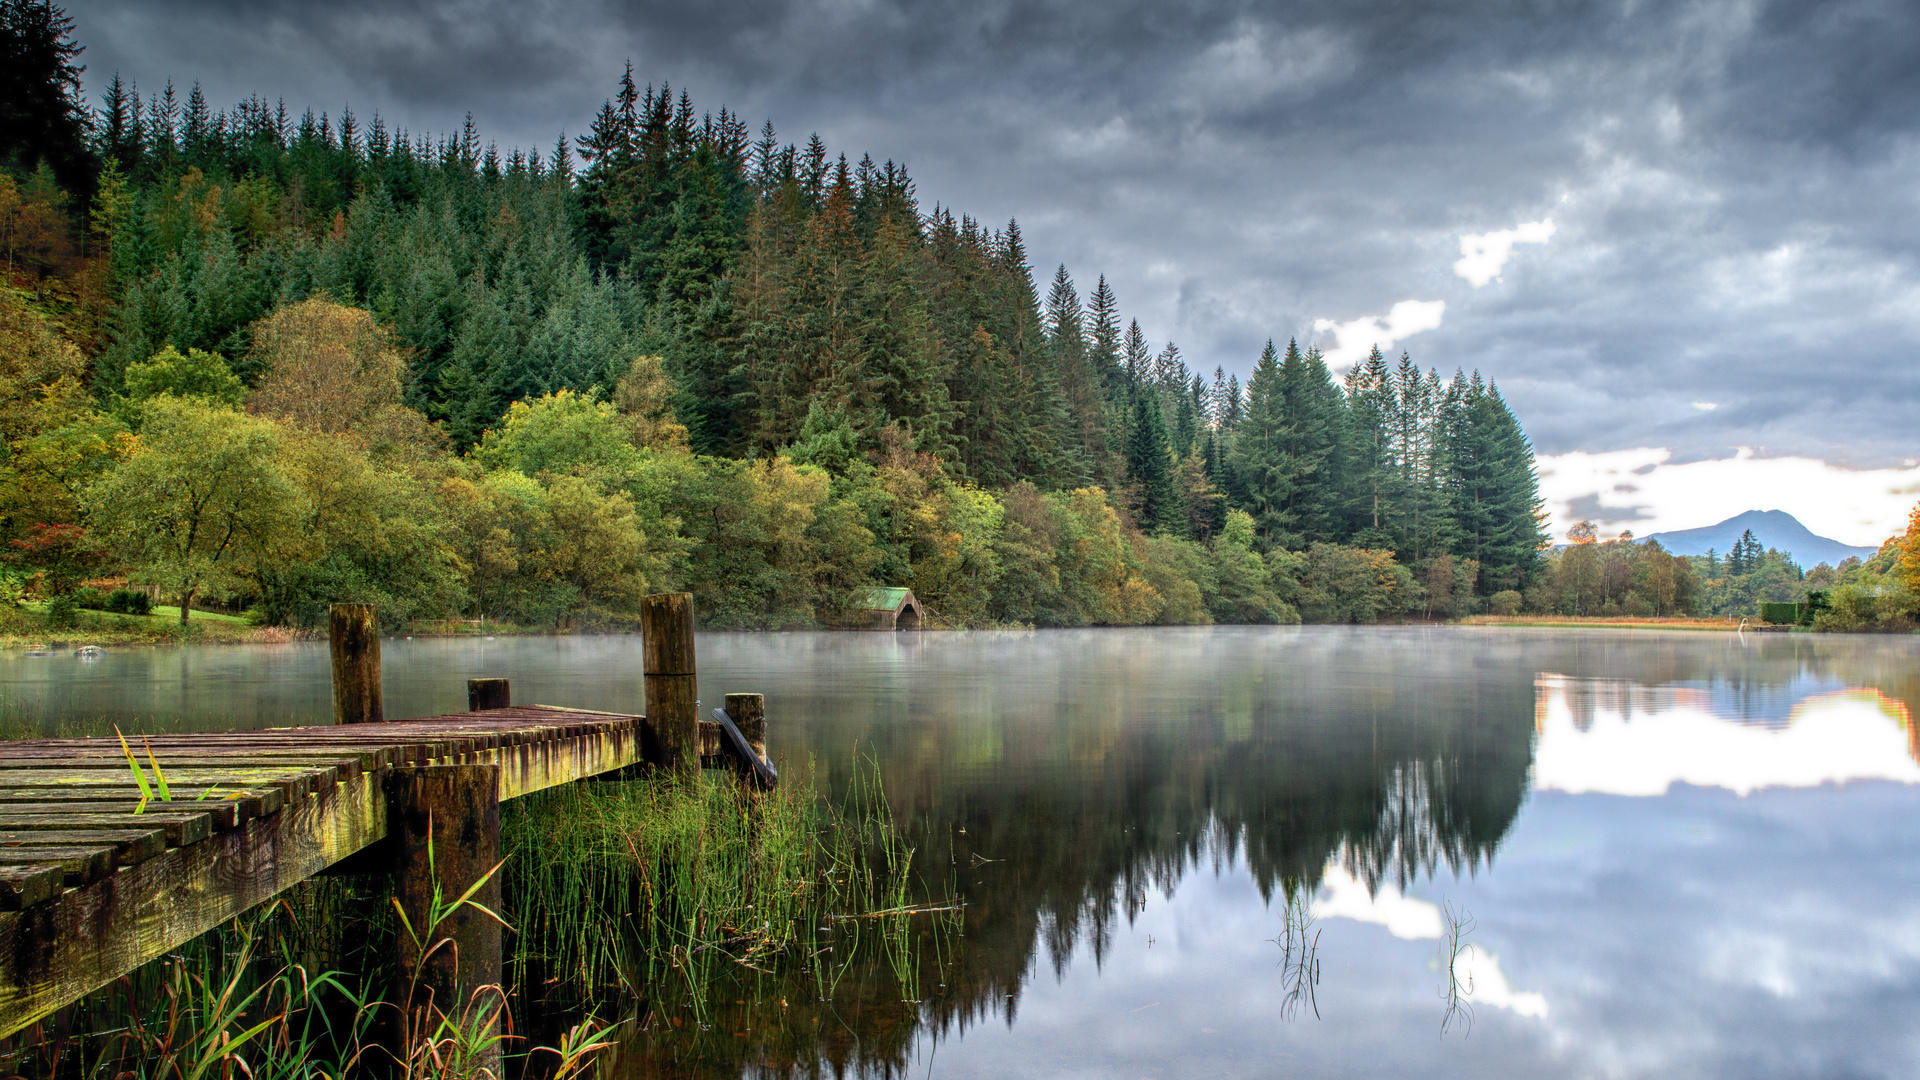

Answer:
[1341,346,1395,543]
[1274,340,1346,545]
[1228,339,1288,545]
[1126,390,1182,536]
[1045,264,1105,485]
[0,0,94,193]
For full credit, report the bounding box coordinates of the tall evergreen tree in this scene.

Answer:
[1341,346,1395,542]
[1274,340,1346,545]
[0,0,93,193]
[1045,264,1105,485]
[1126,390,1182,536]
[1228,339,1288,544]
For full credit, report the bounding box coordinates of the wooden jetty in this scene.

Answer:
[0,592,771,1041]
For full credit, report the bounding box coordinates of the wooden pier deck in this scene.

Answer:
[0,705,647,1038]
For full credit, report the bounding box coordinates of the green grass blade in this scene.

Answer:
[113,726,153,803]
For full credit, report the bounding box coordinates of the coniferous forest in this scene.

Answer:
[0,5,1550,631]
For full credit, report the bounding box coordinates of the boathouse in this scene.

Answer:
[862,586,924,630]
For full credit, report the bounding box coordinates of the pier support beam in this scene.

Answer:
[389,764,503,1072]
[642,593,699,775]
[329,603,383,725]
[467,678,510,711]
[725,693,766,762]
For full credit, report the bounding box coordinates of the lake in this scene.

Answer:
[3,626,1917,1078]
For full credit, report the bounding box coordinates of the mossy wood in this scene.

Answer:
[726,693,766,760]
[0,705,646,1038]
[468,678,510,711]
[390,764,502,1072]
[642,592,700,775]
[710,708,778,791]
[329,603,383,724]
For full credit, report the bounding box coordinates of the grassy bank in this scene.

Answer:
[1459,614,1767,632]
[0,602,299,647]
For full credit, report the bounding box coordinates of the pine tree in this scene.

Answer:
[1045,264,1105,485]
[1126,390,1182,536]
[1341,346,1395,543]
[1228,339,1288,545]
[1273,341,1347,545]
[0,0,94,193]
[1456,380,1547,591]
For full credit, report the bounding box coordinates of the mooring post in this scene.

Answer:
[467,678,510,711]
[725,693,766,762]
[329,603,383,724]
[642,592,698,775]
[389,764,503,1072]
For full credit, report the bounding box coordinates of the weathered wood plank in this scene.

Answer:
[0,766,386,1035]
[0,848,114,886]
[0,867,62,911]
[0,813,212,847]
[0,706,649,1039]
[0,829,165,865]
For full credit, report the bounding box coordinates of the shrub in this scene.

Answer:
[1488,590,1523,616]
[104,588,153,615]
[1759,601,1801,625]
[72,585,108,610]
[44,594,78,627]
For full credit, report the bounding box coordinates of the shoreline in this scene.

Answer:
[0,613,1827,649]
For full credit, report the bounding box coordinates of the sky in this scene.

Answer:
[63,0,1920,544]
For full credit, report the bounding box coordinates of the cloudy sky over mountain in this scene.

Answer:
[66,0,1920,542]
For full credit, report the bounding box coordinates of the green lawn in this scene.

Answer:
[148,605,250,624]
[1,601,270,645]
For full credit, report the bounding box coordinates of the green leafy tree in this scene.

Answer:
[121,345,244,409]
[88,396,303,624]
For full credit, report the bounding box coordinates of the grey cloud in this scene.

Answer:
[66,0,1920,464]
[1565,493,1656,524]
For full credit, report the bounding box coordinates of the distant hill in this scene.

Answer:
[1641,510,1880,568]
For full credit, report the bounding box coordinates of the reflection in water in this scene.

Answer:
[1,628,1918,1076]
[1535,675,1920,796]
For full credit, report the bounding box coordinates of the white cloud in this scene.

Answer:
[1532,675,1920,797]
[1690,401,1717,411]
[1311,865,1443,939]
[1454,219,1556,287]
[1534,446,1920,547]
[1311,299,1446,371]
[1452,946,1550,1018]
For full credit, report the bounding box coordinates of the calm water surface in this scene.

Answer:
[3,627,1918,1078]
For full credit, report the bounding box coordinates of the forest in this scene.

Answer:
[0,4,1554,632]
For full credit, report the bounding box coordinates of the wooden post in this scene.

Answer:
[389,764,503,1073]
[642,593,698,775]
[329,603,382,725]
[467,678,510,711]
[725,693,766,762]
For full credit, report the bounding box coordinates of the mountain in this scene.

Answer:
[1642,510,1880,568]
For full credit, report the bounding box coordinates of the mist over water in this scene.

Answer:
[4,627,1918,1077]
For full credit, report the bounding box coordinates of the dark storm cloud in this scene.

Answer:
[66,0,1920,464]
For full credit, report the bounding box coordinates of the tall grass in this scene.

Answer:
[0,759,955,1079]
[503,758,963,1073]
[504,759,953,1011]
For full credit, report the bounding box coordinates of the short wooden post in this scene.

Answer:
[642,592,698,775]
[467,678,510,711]
[389,764,503,1072]
[329,603,382,725]
[725,693,766,762]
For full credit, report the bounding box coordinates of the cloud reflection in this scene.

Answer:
[1452,946,1550,1019]
[1533,675,1920,796]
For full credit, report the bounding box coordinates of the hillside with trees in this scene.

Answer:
[0,6,1551,633]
